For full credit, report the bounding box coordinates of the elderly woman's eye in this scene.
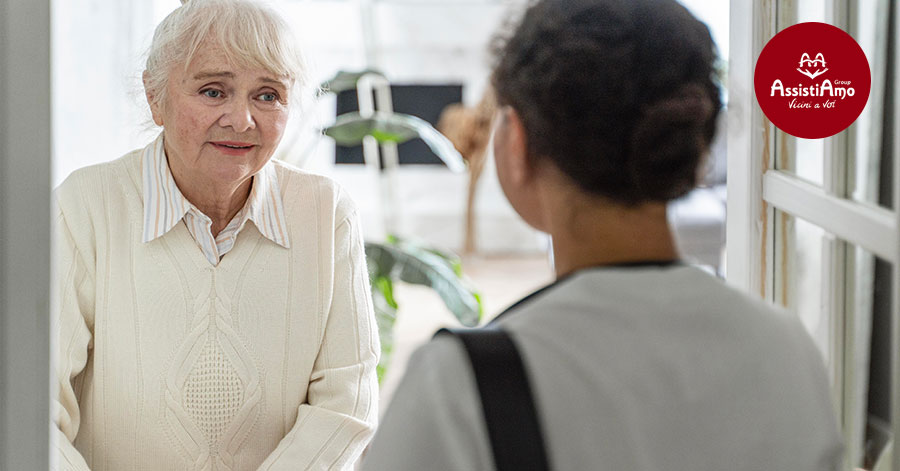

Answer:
[202,89,223,98]
[259,92,278,102]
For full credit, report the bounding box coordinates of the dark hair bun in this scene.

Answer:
[491,0,721,205]
[628,83,716,201]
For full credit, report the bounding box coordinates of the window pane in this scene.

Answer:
[843,244,894,469]
[772,0,829,186]
[780,0,828,24]
[849,0,894,210]
[775,135,825,186]
[774,210,830,365]
[775,209,894,468]
[856,248,893,468]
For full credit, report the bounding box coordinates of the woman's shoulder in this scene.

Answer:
[271,159,358,224]
[55,149,141,197]
[55,149,143,213]
[270,158,338,190]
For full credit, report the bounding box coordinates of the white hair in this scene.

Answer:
[144,0,307,108]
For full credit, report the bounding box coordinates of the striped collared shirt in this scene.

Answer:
[141,133,290,266]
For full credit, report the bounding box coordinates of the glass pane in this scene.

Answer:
[772,0,830,186]
[775,209,894,468]
[773,210,830,366]
[776,134,825,186]
[857,250,893,468]
[779,0,828,25]
[845,245,894,467]
[849,0,894,210]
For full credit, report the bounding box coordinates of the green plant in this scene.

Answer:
[318,69,466,171]
[365,236,482,383]
[325,112,466,172]
[319,70,478,382]
[318,69,384,95]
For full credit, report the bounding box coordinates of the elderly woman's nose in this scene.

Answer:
[219,97,256,132]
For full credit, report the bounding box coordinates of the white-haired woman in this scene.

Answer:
[54,1,379,469]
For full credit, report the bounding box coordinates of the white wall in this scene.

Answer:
[51,0,164,186]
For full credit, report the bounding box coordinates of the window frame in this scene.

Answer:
[727,0,900,469]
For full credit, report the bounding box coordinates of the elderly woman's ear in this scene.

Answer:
[143,69,164,126]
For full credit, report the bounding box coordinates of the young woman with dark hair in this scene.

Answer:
[364,1,843,469]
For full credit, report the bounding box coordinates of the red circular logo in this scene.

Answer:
[754,22,870,139]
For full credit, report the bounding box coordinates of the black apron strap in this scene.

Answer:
[436,327,551,471]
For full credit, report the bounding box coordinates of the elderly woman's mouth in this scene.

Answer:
[210,141,256,155]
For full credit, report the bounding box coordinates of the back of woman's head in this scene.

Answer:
[491,0,721,205]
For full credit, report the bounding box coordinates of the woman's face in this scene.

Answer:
[149,43,291,190]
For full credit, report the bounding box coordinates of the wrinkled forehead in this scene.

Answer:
[180,36,296,86]
[178,41,293,87]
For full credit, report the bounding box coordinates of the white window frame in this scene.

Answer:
[727,0,900,469]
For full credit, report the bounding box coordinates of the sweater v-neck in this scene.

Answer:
[163,216,268,273]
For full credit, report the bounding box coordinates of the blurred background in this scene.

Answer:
[52,0,729,401]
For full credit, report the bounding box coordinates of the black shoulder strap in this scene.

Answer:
[436,328,551,471]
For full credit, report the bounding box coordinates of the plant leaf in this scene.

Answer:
[388,234,463,277]
[364,241,481,326]
[373,276,399,310]
[365,242,396,280]
[324,112,467,172]
[370,275,398,384]
[318,69,384,96]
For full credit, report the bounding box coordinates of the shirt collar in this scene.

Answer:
[245,160,291,248]
[141,133,291,248]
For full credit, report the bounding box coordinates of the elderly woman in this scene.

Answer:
[54,1,378,469]
[364,0,843,470]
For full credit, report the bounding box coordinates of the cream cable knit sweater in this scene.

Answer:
[54,149,379,470]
